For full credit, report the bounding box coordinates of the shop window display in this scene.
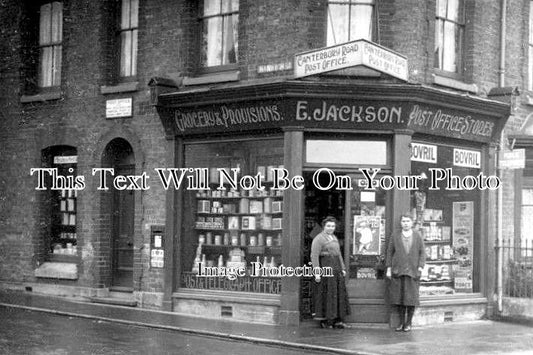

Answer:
[411,141,480,296]
[181,138,284,294]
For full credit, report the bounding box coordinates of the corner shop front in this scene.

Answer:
[153,80,509,326]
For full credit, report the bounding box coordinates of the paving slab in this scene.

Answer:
[1,290,533,355]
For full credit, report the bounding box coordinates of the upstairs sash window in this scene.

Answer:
[120,0,139,77]
[201,0,239,68]
[434,0,465,74]
[39,2,62,87]
[327,0,375,46]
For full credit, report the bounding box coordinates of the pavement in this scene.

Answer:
[1,290,533,355]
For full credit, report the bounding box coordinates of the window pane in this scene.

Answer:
[221,0,238,13]
[434,19,443,69]
[523,189,533,204]
[130,0,139,28]
[40,47,53,87]
[40,3,51,45]
[437,0,447,17]
[203,17,223,66]
[447,0,459,22]
[530,45,533,91]
[327,4,350,45]
[442,21,457,72]
[530,3,533,90]
[305,140,387,165]
[131,29,137,76]
[222,14,237,64]
[52,45,62,86]
[51,2,62,42]
[120,31,132,76]
[204,0,220,16]
[350,4,373,40]
[121,0,131,29]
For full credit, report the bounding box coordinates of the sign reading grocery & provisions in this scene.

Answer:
[294,39,408,81]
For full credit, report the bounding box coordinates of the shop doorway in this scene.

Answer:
[301,171,389,323]
[102,138,135,289]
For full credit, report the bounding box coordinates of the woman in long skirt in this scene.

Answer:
[311,216,350,329]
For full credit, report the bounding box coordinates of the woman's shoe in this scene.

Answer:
[395,324,404,332]
[333,322,348,329]
[320,320,332,329]
[402,325,411,332]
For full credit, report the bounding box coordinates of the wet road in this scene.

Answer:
[0,307,317,355]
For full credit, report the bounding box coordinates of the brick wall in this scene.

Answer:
[0,0,529,297]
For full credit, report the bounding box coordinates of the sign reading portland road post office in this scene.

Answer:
[294,39,408,81]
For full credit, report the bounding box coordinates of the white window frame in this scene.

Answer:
[39,2,62,88]
[119,0,139,78]
[327,0,376,46]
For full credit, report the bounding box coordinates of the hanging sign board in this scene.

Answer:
[294,39,408,81]
[499,149,525,169]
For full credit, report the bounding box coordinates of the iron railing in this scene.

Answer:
[498,238,533,298]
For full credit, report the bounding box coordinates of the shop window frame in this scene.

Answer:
[179,135,285,294]
[40,145,79,263]
[410,137,483,296]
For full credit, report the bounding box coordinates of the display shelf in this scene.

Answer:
[420,280,453,284]
[424,240,452,243]
[426,259,457,264]
[197,212,283,216]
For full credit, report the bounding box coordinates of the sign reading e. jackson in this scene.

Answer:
[170,98,499,143]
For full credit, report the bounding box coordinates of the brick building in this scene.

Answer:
[0,0,530,326]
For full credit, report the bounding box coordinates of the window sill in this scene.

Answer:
[432,74,478,94]
[182,71,240,86]
[100,81,139,95]
[34,262,78,280]
[20,91,62,103]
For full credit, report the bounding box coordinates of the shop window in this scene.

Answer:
[38,1,63,88]
[180,138,283,294]
[410,142,480,296]
[529,1,533,91]
[41,146,78,260]
[326,0,376,46]
[119,0,138,78]
[434,0,465,77]
[305,139,387,166]
[199,0,239,69]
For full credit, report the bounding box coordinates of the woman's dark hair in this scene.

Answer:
[321,216,337,227]
[399,213,414,222]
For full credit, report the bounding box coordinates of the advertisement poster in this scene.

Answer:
[353,215,381,255]
[452,201,474,292]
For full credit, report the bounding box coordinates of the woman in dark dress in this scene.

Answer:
[311,216,350,329]
[386,213,426,332]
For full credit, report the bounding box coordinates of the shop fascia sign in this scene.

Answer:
[294,39,408,81]
[499,149,525,169]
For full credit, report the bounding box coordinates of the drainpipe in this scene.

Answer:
[496,0,507,314]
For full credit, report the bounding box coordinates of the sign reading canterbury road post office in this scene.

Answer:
[294,39,408,81]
